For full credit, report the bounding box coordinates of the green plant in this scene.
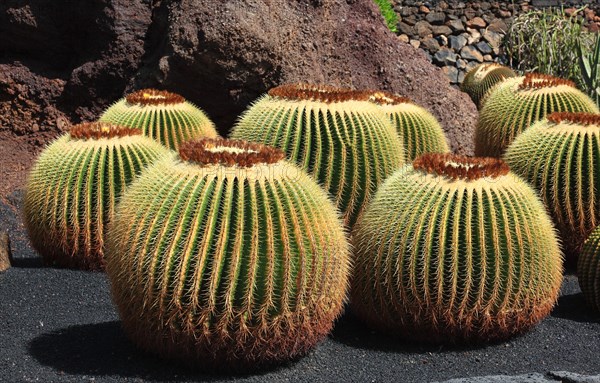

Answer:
[105,138,351,370]
[578,225,600,312]
[351,153,563,343]
[368,91,449,160]
[231,83,405,228]
[374,0,398,33]
[460,63,517,109]
[99,89,218,150]
[23,122,170,270]
[504,112,600,262]
[475,73,599,157]
[577,32,600,108]
[503,7,588,81]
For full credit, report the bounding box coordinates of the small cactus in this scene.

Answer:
[368,91,449,160]
[578,225,600,312]
[231,83,405,227]
[99,89,218,150]
[23,122,169,270]
[351,153,563,343]
[460,63,517,109]
[475,73,599,157]
[505,112,600,261]
[105,138,351,370]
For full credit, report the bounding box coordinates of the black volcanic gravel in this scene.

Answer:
[1,191,599,383]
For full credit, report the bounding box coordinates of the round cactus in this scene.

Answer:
[505,112,600,262]
[351,153,563,343]
[99,88,218,150]
[475,73,599,157]
[23,122,170,270]
[231,83,405,227]
[368,91,449,160]
[105,138,350,370]
[578,226,600,312]
[460,63,517,108]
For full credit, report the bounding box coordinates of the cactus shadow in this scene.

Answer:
[330,311,492,354]
[28,321,291,381]
[551,292,600,324]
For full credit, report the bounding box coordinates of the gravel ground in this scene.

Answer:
[1,191,599,383]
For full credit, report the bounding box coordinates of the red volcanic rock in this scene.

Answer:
[1,0,477,160]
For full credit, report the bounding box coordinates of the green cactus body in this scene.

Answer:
[105,138,350,370]
[475,73,599,157]
[231,83,405,228]
[504,112,600,262]
[460,63,517,109]
[351,153,563,343]
[23,122,170,270]
[579,226,600,312]
[369,91,449,160]
[99,89,218,150]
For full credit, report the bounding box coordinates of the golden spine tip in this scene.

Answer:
[69,122,141,140]
[518,73,576,90]
[368,90,412,105]
[547,112,600,126]
[126,88,185,106]
[413,153,510,180]
[178,138,285,167]
[268,83,371,103]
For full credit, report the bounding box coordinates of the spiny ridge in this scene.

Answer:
[69,122,141,140]
[547,112,600,126]
[178,138,285,167]
[368,90,412,105]
[126,89,185,106]
[518,73,575,90]
[268,83,371,103]
[413,153,510,180]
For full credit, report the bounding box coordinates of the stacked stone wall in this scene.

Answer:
[392,0,600,84]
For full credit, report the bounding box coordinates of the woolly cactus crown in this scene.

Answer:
[23,122,169,270]
[351,153,563,343]
[231,82,405,227]
[368,90,449,160]
[475,73,599,157]
[460,63,517,108]
[99,88,218,150]
[504,111,600,261]
[106,137,350,370]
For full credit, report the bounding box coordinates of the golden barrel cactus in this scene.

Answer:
[23,122,169,270]
[505,112,600,261]
[460,63,517,108]
[351,153,563,343]
[368,91,449,160]
[475,73,599,157]
[231,83,405,228]
[105,138,351,370]
[100,88,218,150]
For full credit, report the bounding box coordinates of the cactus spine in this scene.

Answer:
[460,63,517,109]
[475,73,599,157]
[231,83,405,227]
[505,112,600,261]
[23,122,169,270]
[579,226,600,312]
[351,153,563,343]
[368,91,449,160]
[105,138,350,370]
[99,89,218,150]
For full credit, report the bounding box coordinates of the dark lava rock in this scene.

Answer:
[1,0,478,155]
[0,0,152,127]
[426,11,447,25]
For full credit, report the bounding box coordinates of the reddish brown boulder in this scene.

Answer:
[134,0,477,154]
[1,0,477,163]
